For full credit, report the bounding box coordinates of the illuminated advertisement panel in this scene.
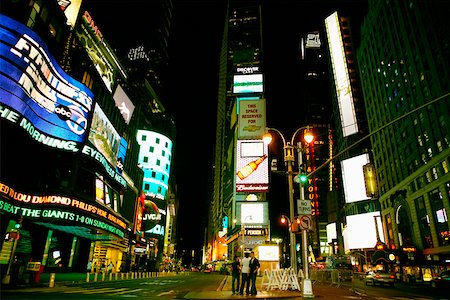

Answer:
[136,130,173,201]
[0,15,94,150]
[233,74,263,94]
[258,245,280,261]
[0,182,128,239]
[88,103,121,168]
[341,153,370,203]
[325,11,358,137]
[143,198,166,238]
[238,99,266,139]
[342,212,385,250]
[305,32,321,49]
[76,11,127,92]
[236,202,269,226]
[113,84,135,124]
[236,140,269,192]
[58,0,82,29]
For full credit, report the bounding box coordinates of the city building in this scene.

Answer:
[324,9,375,271]
[357,0,450,280]
[0,0,140,282]
[208,2,268,264]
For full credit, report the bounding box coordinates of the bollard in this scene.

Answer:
[86,272,90,282]
[49,273,55,288]
[94,272,98,282]
[109,272,112,281]
[102,272,105,281]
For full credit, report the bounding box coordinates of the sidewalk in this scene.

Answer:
[183,275,366,299]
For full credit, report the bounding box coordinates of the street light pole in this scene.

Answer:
[264,126,315,298]
[285,145,298,276]
[297,141,314,297]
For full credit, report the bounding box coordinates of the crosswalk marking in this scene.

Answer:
[109,288,143,295]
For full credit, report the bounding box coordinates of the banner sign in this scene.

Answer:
[0,182,128,238]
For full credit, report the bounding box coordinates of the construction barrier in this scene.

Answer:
[262,268,301,291]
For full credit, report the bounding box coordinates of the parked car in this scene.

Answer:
[365,270,395,286]
[430,270,450,288]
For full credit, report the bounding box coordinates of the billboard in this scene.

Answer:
[0,15,94,151]
[58,0,83,29]
[0,181,128,239]
[342,212,385,250]
[233,74,263,94]
[113,85,135,124]
[76,11,127,92]
[88,103,122,168]
[325,11,358,137]
[341,153,370,203]
[238,99,266,139]
[236,201,269,226]
[236,140,269,192]
[136,130,173,201]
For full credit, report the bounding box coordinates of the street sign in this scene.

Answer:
[299,215,312,230]
[297,200,311,215]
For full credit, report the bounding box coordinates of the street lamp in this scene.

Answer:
[264,126,315,298]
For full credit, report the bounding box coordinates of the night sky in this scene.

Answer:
[82,0,368,263]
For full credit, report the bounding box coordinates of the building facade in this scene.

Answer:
[357,0,450,280]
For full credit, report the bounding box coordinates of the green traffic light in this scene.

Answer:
[299,173,307,183]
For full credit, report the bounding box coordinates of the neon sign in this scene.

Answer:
[0,182,127,238]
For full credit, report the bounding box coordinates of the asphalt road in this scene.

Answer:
[1,273,223,300]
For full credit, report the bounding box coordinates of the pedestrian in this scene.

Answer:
[239,251,251,295]
[231,255,241,295]
[249,251,260,295]
[87,260,93,273]
[107,261,114,275]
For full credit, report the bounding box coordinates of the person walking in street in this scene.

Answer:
[87,260,93,273]
[107,261,114,275]
[231,255,241,295]
[249,251,260,295]
[239,251,251,295]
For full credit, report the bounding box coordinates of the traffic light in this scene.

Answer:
[291,218,300,233]
[299,164,308,183]
[299,172,307,183]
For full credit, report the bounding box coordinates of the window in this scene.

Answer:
[156,159,160,166]
[144,183,150,190]
[149,146,154,153]
[156,138,160,144]
[143,157,148,163]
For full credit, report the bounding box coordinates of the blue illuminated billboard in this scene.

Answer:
[136,130,173,201]
[0,15,94,149]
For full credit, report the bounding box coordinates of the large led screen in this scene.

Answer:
[236,140,269,193]
[341,153,370,203]
[233,74,263,94]
[342,212,385,250]
[136,130,173,201]
[236,202,269,226]
[325,11,358,137]
[88,104,121,167]
[0,15,94,150]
